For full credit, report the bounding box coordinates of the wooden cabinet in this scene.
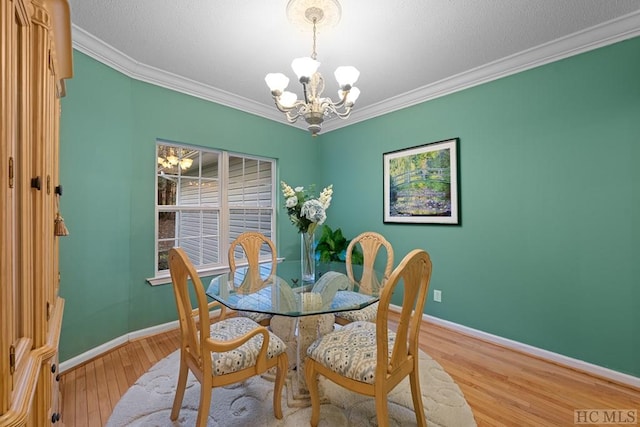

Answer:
[1,0,72,425]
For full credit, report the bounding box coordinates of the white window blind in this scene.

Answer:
[155,142,275,277]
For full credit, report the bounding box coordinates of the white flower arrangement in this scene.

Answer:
[280,181,333,234]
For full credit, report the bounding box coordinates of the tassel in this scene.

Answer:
[54,212,69,236]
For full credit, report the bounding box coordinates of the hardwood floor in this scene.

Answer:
[60,314,639,426]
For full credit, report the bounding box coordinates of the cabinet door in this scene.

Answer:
[1,0,32,414]
[1,0,71,424]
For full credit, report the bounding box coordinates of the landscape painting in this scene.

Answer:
[383,138,460,225]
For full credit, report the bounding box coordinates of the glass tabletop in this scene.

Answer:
[206,261,384,317]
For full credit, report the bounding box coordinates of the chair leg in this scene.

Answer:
[305,359,321,427]
[170,354,189,420]
[375,388,390,427]
[409,368,427,427]
[196,377,213,427]
[272,353,288,419]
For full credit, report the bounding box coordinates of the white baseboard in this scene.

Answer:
[59,319,179,373]
[61,306,640,390]
[399,307,639,390]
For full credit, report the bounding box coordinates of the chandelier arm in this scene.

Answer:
[315,88,349,112]
[320,99,353,119]
[296,102,312,118]
[273,97,303,113]
[272,97,313,123]
[273,99,293,114]
[319,97,346,112]
[333,105,353,119]
[327,94,347,109]
[284,111,301,123]
[323,102,340,116]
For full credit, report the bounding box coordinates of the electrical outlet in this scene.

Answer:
[433,289,442,302]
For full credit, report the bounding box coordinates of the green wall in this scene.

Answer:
[318,37,640,376]
[60,36,639,377]
[59,51,318,361]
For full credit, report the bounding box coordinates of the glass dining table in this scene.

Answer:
[206,260,384,406]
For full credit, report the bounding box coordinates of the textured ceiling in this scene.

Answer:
[68,0,640,133]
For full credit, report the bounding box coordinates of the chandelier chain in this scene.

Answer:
[311,18,318,60]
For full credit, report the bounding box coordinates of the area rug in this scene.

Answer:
[106,349,476,426]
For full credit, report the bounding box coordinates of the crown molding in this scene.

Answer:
[71,25,297,127]
[72,10,640,135]
[322,10,640,133]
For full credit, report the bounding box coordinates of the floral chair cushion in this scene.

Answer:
[209,317,286,376]
[238,310,272,324]
[334,301,379,323]
[307,320,395,384]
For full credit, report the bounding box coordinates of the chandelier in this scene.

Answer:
[157,146,193,171]
[265,0,360,137]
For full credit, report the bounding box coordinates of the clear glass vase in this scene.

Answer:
[301,231,315,283]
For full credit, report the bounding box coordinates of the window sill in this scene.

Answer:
[146,257,285,286]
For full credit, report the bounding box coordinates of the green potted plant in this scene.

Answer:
[315,225,363,269]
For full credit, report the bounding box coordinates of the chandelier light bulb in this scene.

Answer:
[334,66,360,89]
[291,57,320,82]
[347,87,361,104]
[265,73,290,94]
[279,91,298,108]
[338,86,360,105]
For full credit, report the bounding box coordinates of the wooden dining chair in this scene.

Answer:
[334,231,394,325]
[229,231,277,326]
[305,248,433,427]
[168,247,288,427]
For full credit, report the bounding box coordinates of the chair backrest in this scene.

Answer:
[228,232,277,291]
[346,231,394,295]
[375,249,432,377]
[169,247,213,369]
[228,232,277,272]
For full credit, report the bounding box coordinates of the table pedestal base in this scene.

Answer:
[269,313,335,407]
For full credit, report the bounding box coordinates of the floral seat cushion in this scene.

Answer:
[238,310,272,324]
[307,320,394,384]
[335,301,378,323]
[209,317,286,376]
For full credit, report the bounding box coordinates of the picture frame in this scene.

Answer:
[383,138,460,225]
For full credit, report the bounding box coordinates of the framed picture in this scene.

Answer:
[383,138,460,225]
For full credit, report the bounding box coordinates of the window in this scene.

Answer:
[154,141,275,280]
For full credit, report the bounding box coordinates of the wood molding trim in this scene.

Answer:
[43,0,73,79]
[0,298,64,426]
